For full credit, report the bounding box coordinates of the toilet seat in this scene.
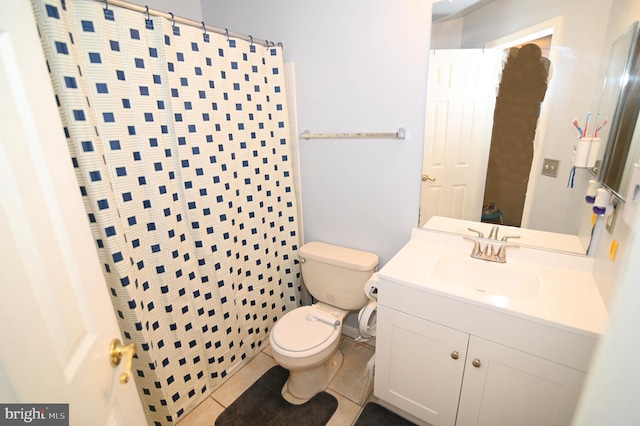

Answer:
[271,306,340,354]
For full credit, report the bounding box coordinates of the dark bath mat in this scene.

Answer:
[215,365,338,426]
[354,402,416,426]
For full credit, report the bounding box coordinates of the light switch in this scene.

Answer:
[541,158,560,178]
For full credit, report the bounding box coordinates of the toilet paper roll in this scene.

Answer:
[357,300,377,340]
[364,273,379,301]
[306,309,340,326]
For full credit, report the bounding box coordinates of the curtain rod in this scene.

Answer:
[99,0,281,48]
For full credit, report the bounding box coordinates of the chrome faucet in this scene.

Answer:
[486,225,521,243]
[463,236,518,263]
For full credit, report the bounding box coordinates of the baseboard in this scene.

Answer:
[342,324,376,348]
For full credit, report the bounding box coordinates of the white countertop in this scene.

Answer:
[378,228,608,337]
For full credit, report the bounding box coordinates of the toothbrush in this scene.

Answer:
[590,113,600,139]
[582,113,591,138]
[572,118,583,137]
[594,118,608,138]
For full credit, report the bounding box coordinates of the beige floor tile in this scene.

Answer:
[210,352,277,407]
[176,396,224,426]
[325,388,362,426]
[180,335,373,425]
[329,337,375,405]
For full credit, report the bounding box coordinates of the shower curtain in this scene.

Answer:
[31,1,301,424]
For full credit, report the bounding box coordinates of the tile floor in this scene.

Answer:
[176,336,376,426]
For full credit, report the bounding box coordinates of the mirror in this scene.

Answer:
[597,21,640,200]
[423,0,640,254]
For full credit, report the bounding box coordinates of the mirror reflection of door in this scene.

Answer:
[483,42,551,227]
[419,49,501,227]
[419,37,552,228]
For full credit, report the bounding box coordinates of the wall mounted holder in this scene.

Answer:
[573,137,601,168]
[606,197,621,234]
[300,127,406,140]
[586,180,601,203]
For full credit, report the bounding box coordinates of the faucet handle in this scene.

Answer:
[467,228,484,238]
[501,235,521,242]
[496,244,519,262]
[463,236,482,257]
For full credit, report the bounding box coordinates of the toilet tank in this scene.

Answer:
[299,242,379,310]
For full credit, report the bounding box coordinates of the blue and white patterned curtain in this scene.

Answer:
[31,0,301,424]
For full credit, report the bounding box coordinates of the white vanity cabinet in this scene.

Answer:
[375,306,468,425]
[375,305,585,426]
[456,335,585,426]
[373,227,605,426]
[374,277,598,426]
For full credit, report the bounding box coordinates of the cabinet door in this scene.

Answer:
[457,336,586,426]
[375,306,469,425]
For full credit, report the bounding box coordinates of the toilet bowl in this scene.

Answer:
[269,303,348,399]
[269,241,379,399]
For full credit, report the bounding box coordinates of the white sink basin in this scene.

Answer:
[433,255,541,298]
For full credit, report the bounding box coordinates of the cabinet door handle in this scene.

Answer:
[472,358,481,368]
[451,351,459,360]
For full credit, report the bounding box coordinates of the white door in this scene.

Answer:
[374,306,468,425]
[456,337,585,426]
[419,49,501,226]
[0,2,146,425]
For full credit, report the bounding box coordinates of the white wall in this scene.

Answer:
[589,0,640,309]
[574,0,640,405]
[558,0,640,420]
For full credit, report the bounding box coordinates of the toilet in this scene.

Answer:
[269,241,379,399]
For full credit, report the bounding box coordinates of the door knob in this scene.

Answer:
[109,339,136,384]
[451,351,459,360]
[472,358,481,368]
[422,174,436,182]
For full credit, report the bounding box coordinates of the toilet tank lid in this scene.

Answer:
[299,242,379,271]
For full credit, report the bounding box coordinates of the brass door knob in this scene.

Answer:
[472,358,481,368]
[109,339,136,384]
[422,174,436,182]
[451,351,459,360]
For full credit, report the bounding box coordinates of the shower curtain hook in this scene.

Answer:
[265,40,269,49]
[225,28,229,42]
[249,35,254,47]
[201,21,207,35]
[145,5,150,21]
[169,12,175,28]
[103,0,109,10]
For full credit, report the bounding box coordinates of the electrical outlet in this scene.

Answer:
[541,158,560,178]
